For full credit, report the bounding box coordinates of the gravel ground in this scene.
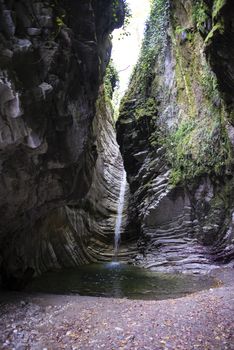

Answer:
[0,268,233,350]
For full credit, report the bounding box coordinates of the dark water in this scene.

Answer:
[26,262,216,300]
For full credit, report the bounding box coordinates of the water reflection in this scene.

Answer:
[26,263,215,300]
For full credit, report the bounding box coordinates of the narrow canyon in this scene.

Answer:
[0,0,233,349]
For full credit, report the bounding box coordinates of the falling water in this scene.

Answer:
[114,170,127,259]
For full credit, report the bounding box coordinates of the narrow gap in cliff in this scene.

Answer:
[22,1,216,299]
[111,0,151,106]
[102,1,152,260]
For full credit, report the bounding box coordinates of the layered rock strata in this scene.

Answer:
[0,0,126,287]
[117,0,234,273]
[64,95,135,264]
[1,91,134,287]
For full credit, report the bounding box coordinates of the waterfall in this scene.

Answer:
[114,170,127,259]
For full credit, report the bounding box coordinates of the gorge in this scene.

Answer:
[0,0,234,349]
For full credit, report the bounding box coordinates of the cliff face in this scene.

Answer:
[0,0,125,287]
[2,91,134,284]
[117,0,234,273]
[63,94,135,265]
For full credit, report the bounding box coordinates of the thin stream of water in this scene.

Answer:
[114,170,127,258]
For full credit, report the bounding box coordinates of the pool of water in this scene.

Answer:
[25,262,216,300]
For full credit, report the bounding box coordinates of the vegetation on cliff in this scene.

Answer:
[122,0,169,100]
[118,0,233,186]
[104,59,119,100]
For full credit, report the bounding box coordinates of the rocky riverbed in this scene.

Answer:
[0,267,233,350]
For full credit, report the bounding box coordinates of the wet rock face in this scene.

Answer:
[117,0,234,273]
[0,0,125,287]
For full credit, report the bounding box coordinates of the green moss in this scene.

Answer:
[200,61,219,101]
[192,1,209,32]
[167,16,234,187]
[119,0,233,189]
[174,51,196,117]
[169,169,183,187]
[134,98,157,120]
[169,20,232,184]
[167,116,233,186]
[175,26,184,35]
[171,29,199,118]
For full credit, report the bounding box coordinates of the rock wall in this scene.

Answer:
[0,0,126,287]
[64,94,135,264]
[1,90,135,289]
[117,0,234,273]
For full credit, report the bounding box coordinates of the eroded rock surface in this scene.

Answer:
[117,0,234,272]
[0,0,125,287]
[10,93,134,278]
